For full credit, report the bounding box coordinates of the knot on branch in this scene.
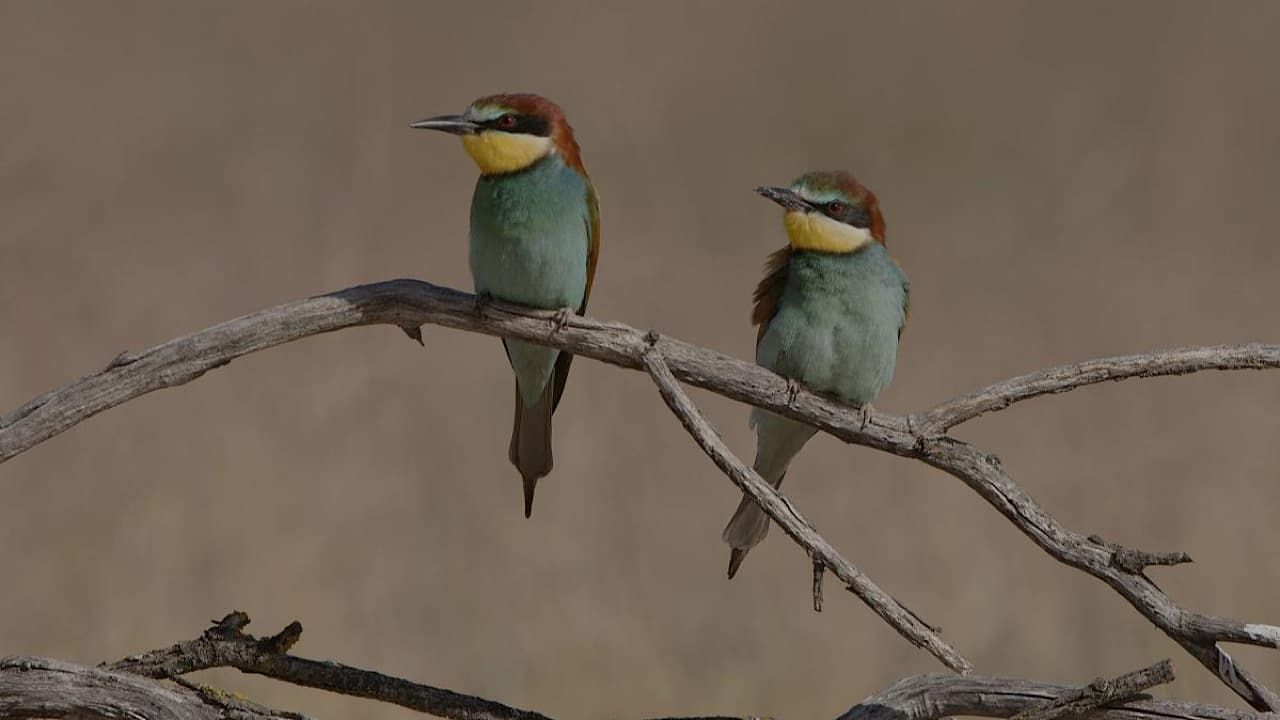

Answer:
[1087,535,1193,574]
[104,350,138,371]
[111,611,305,680]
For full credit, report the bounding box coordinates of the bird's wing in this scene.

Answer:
[549,183,600,412]
[581,182,601,312]
[894,257,911,339]
[752,246,793,346]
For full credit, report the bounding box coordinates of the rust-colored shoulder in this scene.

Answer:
[751,246,792,345]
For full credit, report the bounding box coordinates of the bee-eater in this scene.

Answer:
[722,171,909,578]
[411,93,600,517]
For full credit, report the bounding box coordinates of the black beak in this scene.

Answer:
[755,186,812,212]
[410,114,480,135]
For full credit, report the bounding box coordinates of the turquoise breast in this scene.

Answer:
[469,155,590,310]
[468,154,592,404]
[756,243,909,405]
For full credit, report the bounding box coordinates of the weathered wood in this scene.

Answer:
[106,612,553,720]
[839,663,1266,720]
[2,279,1279,709]
[0,656,304,720]
[916,344,1280,433]
[1,646,1257,720]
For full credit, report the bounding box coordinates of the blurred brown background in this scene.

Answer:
[2,1,1279,717]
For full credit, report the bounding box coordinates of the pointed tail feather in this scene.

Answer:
[509,379,554,518]
[721,471,786,578]
[721,411,817,578]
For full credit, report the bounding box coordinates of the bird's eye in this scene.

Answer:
[827,201,845,215]
[496,114,518,130]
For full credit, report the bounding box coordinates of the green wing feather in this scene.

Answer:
[550,183,600,411]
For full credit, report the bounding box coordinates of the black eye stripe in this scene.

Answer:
[480,113,552,137]
[814,198,871,229]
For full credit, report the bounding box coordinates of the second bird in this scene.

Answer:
[412,93,600,517]
[722,171,909,578]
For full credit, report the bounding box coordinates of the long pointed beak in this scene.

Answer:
[410,114,480,135]
[755,186,812,212]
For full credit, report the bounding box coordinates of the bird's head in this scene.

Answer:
[411,93,584,176]
[755,171,885,253]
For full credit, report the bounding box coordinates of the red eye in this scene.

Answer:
[497,114,518,129]
[827,201,845,215]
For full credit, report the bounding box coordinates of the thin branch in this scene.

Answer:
[641,348,970,672]
[107,611,553,720]
[0,656,307,720]
[915,344,1280,433]
[2,279,1278,709]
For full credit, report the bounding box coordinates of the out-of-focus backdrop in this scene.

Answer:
[3,2,1279,717]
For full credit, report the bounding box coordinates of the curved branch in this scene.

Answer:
[916,344,1280,433]
[2,279,1278,710]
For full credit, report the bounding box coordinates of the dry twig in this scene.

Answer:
[106,611,552,720]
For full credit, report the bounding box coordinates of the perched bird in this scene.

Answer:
[411,93,600,517]
[722,171,909,578]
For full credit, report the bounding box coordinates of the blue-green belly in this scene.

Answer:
[751,244,908,449]
[469,156,590,404]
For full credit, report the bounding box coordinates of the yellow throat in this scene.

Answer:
[461,132,553,175]
[783,210,874,253]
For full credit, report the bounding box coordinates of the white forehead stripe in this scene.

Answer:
[790,183,845,206]
[465,104,511,123]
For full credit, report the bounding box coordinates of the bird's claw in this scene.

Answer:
[858,403,874,429]
[473,291,493,317]
[785,378,801,407]
[551,307,574,333]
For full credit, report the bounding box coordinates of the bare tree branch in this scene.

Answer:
[3,642,1261,720]
[838,664,1271,720]
[915,344,1280,433]
[2,279,1278,709]
[106,611,553,720]
[0,656,308,720]
[1009,660,1172,720]
[641,347,969,672]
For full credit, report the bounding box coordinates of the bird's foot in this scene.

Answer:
[785,378,802,407]
[550,306,574,333]
[858,403,874,430]
[473,290,494,318]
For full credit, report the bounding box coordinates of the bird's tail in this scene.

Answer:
[509,378,554,518]
[721,410,816,578]
[721,471,786,578]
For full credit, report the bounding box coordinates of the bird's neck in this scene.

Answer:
[783,211,874,254]
[461,132,554,176]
